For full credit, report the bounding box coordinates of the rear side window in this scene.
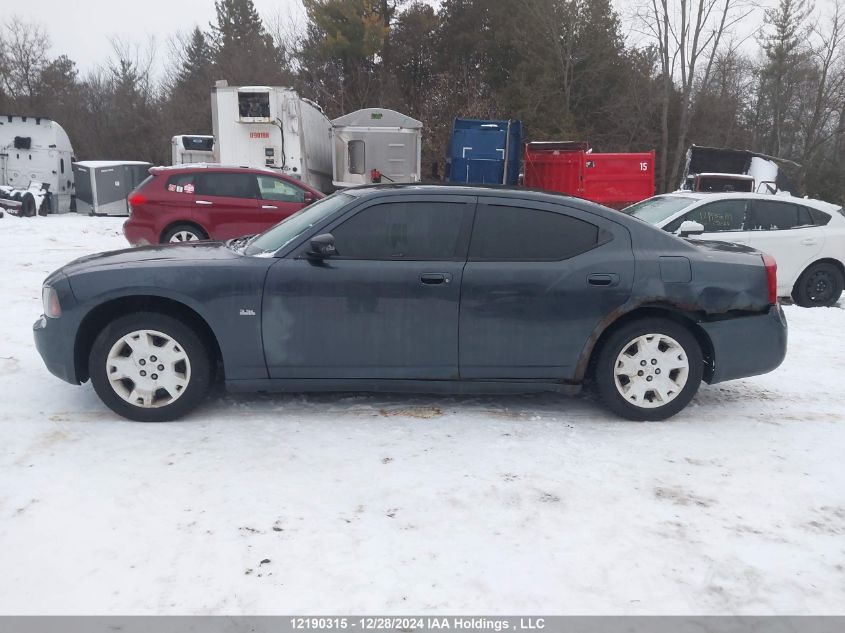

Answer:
[664,199,748,233]
[195,173,258,199]
[749,200,807,230]
[469,205,599,261]
[331,201,468,260]
[257,176,305,203]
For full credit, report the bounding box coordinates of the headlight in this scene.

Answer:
[42,286,62,318]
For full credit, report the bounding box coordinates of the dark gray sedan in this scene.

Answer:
[34,185,787,422]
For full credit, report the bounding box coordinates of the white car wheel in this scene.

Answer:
[612,333,690,409]
[106,329,192,409]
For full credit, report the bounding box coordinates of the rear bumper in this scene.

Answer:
[123,219,155,247]
[701,304,788,384]
[33,314,80,384]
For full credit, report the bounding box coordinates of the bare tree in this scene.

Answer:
[0,16,50,107]
[635,0,753,190]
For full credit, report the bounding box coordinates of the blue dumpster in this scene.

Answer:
[446,118,523,185]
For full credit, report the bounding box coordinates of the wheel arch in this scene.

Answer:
[577,304,715,384]
[792,257,845,290]
[160,220,208,244]
[74,295,223,383]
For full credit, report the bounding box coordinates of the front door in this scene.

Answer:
[262,195,476,379]
[663,198,752,244]
[459,198,634,380]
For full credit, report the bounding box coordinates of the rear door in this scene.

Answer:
[193,172,263,239]
[256,175,310,226]
[745,199,825,290]
[459,198,634,380]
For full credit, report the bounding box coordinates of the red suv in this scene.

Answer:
[123,165,324,245]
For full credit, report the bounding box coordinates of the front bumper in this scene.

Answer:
[33,314,80,384]
[701,304,788,384]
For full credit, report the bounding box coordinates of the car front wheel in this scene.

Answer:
[88,312,212,422]
[593,318,703,421]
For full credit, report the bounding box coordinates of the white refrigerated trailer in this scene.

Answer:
[211,82,333,193]
[171,135,215,165]
[0,115,75,213]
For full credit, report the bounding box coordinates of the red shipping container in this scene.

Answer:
[523,142,655,210]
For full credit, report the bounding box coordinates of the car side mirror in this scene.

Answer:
[308,233,336,258]
[678,220,705,238]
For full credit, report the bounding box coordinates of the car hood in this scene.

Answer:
[60,241,240,275]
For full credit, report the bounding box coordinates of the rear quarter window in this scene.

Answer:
[807,207,832,226]
[165,172,199,193]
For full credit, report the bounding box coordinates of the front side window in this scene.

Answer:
[331,201,467,260]
[664,199,748,233]
[195,173,258,199]
[469,205,599,261]
[748,200,805,230]
[257,176,305,203]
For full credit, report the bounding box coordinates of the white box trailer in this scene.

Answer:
[171,135,215,165]
[73,160,152,216]
[211,82,333,193]
[0,115,75,213]
[331,108,422,188]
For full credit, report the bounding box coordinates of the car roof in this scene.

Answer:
[342,182,590,204]
[656,191,842,214]
[150,163,287,177]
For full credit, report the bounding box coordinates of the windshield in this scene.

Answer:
[244,193,353,255]
[623,195,697,225]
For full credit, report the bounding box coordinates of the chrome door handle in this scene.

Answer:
[196,200,212,206]
[800,238,818,245]
[262,205,278,210]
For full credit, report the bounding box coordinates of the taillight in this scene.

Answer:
[128,192,147,206]
[762,254,777,305]
[42,286,61,318]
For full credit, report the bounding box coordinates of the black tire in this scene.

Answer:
[791,262,844,307]
[21,193,36,218]
[161,224,208,244]
[593,318,703,421]
[88,312,213,422]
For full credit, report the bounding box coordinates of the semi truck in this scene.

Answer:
[211,82,333,193]
[0,115,75,214]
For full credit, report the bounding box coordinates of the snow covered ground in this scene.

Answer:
[0,213,844,615]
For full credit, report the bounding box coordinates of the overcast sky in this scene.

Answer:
[20,0,306,74]
[10,0,840,76]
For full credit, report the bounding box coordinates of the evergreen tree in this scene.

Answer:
[210,0,286,85]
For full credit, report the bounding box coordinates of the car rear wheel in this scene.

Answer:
[88,312,212,422]
[593,318,703,421]
[792,262,843,307]
[162,224,208,244]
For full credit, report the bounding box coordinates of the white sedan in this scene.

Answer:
[624,192,845,307]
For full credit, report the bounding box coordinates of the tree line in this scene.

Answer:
[1,0,844,202]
